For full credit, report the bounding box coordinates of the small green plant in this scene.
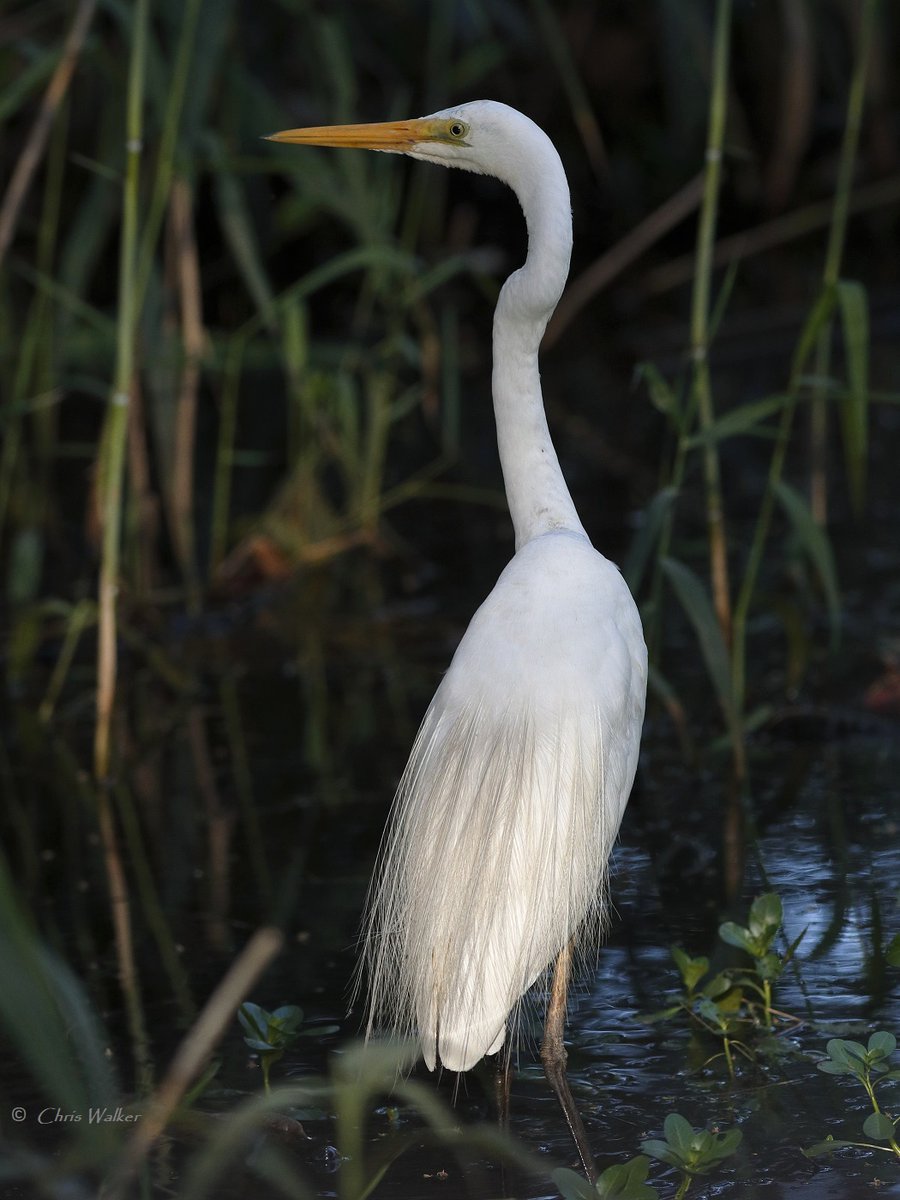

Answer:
[642,1114,742,1199]
[238,1002,337,1094]
[555,1153,657,1199]
[554,1115,741,1200]
[806,1032,900,1161]
[718,891,792,1029]
[646,893,802,1078]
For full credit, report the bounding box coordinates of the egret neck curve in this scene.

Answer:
[492,136,586,551]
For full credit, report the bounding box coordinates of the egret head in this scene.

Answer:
[266,100,551,186]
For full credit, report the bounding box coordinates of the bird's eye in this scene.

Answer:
[448,121,467,139]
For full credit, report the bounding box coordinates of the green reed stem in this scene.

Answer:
[133,0,204,310]
[732,0,876,707]
[730,292,834,711]
[809,0,877,523]
[690,0,733,657]
[93,0,152,1092]
[94,0,145,773]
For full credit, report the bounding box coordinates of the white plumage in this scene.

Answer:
[269,100,647,1077]
[364,531,645,1070]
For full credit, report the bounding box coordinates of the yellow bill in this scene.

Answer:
[264,118,437,151]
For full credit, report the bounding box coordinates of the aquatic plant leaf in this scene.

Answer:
[639,1139,678,1168]
[299,1023,341,1039]
[804,1137,858,1157]
[270,1005,304,1036]
[238,1002,270,1044]
[862,1113,895,1141]
[243,1037,277,1052]
[553,1167,598,1199]
[643,1115,741,1176]
[867,1031,896,1058]
[748,893,783,942]
[595,1154,658,1199]
[663,1112,695,1158]
[783,926,808,966]
[820,1038,868,1079]
[696,997,729,1029]
[702,971,732,999]
[703,1128,742,1162]
[671,946,708,993]
[718,922,753,954]
[708,982,744,1013]
[756,952,783,982]
[817,1059,851,1075]
[639,1005,683,1024]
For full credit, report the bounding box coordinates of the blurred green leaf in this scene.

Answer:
[862,1112,895,1141]
[747,894,783,948]
[685,396,785,446]
[671,946,708,994]
[553,1167,598,1200]
[804,1136,858,1157]
[623,487,678,593]
[596,1155,658,1199]
[0,857,118,1137]
[661,557,738,741]
[868,1031,896,1059]
[664,1112,694,1156]
[634,362,680,422]
[774,479,841,650]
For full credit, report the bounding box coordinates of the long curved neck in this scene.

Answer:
[492,146,586,552]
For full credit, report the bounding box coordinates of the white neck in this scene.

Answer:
[491,138,587,551]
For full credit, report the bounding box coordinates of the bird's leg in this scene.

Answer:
[540,938,598,1184]
[494,1053,512,1131]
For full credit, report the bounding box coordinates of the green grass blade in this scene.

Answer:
[623,486,678,593]
[213,144,278,329]
[773,480,841,650]
[662,556,739,740]
[685,396,786,446]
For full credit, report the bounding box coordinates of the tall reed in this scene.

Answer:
[730,0,877,713]
[690,0,733,657]
[93,0,151,1088]
[809,0,878,523]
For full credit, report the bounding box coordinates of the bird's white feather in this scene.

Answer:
[362,532,646,1070]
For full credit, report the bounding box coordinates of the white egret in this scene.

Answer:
[268,101,647,1173]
